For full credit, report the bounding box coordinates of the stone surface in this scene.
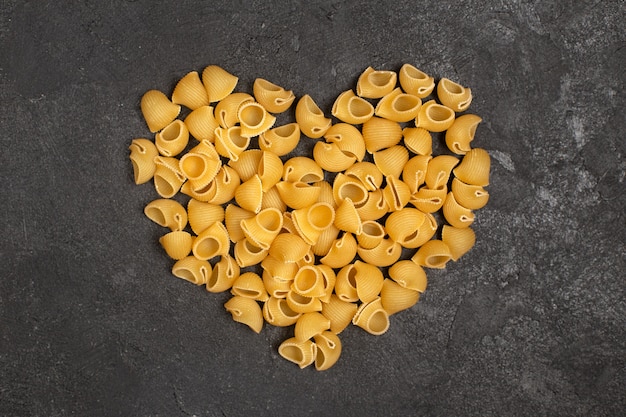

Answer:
[0,1,624,416]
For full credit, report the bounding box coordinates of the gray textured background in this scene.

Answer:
[1,1,624,416]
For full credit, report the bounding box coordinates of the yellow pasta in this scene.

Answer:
[441,225,476,261]
[402,155,431,194]
[355,189,388,221]
[155,120,189,157]
[375,87,422,122]
[188,138,220,160]
[291,265,326,298]
[314,180,337,209]
[415,100,455,132]
[286,290,322,314]
[450,178,489,210]
[231,272,269,301]
[380,279,420,315]
[202,65,239,103]
[334,198,363,235]
[172,256,211,286]
[262,269,291,299]
[171,71,210,110]
[445,114,482,155]
[224,295,263,333]
[324,123,366,162]
[261,185,287,212]
[295,312,331,342]
[238,101,276,138]
[204,166,241,205]
[356,66,397,99]
[184,105,219,142]
[257,151,283,192]
[357,220,385,249]
[296,248,316,269]
[234,238,270,267]
[129,138,159,184]
[373,145,409,178]
[437,78,472,112]
[214,126,250,162]
[253,78,295,113]
[382,175,411,212]
[240,207,283,250]
[321,294,358,334]
[283,156,324,183]
[153,158,185,198]
[398,63,435,98]
[268,233,311,263]
[224,203,255,242]
[159,230,192,260]
[275,181,321,210]
[353,260,384,303]
[192,221,230,260]
[261,255,299,282]
[187,199,224,235]
[385,208,426,248]
[319,232,357,269]
[280,212,298,235]
[235,174,263,213]
[357,238,402,267]
[263,296,301,326]
[402,127,432,156]
[331,89,375,124]
[425,155,460,190]
[332,173,369,207]
[141,89,181,133]
[228,149,262,182]
[362,116,403,153]
[144,199,188,231]
[335,264,358,302]
[295,94,331,138]
[258,123,301,156]
[291,202,336,246]
[206,254,240,293]
[278,337,317,369]
[179,152,221,190]
[388,260,428,292]
[313,331,342,371]
[316,264,336,303]
[214,92,254,128]
[442,191,475,228]
[344,161,383,191]
[409,187,448,213]
[312,223,340,257]
[412,239,453,269]
[313,142,356,173]
[352,297,389,336]
[452,148,491,187]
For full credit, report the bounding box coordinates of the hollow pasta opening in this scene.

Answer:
[369,72,393,87]
[161,121,182,141]
[404,65,428,80]
[196,237,220,258]
[281,345,304,363]
[154,176,174,197]
[181,154,207,179]
[362,221,383,237]
[304,96,323,115]
[279,299,299,318]
[295,268,319,292]
[240,105,265,128]
[340,183,367,205]
[368,310,389,334]
[315,350,326,369]
[245,240,265,254]
[426,255,451,267]
[349,97,372,117]
[274,124,296,137]
[393,95,419,112]
[308,204,334,230]
[258,79,280,92]
[145,207,167,226]
[427,105,454,122]
[228,128,249,148]
[235,288,262,298]
[442,79,463,94]
[258,210,282,232]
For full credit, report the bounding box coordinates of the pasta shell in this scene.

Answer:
[205,165,240,205]
[159,231,192,260]
[228,149,262,181]
[231,272,269,301]
[275,181,321,210]
[398,64,435,98]
[206,254,240,293]
[402,155,431,194]
[373,145,409,178]
[331,89,374,124]
[155,120,189,157]
[140,89,181,133]
[263,296,301,326]
[313,142,356,173]
[187,199,224,235]
[442,191,475,228]
[255,151,282,193]
[314,331,342,371]
[316,264,336,303]
[452,148,491,187]
[224,295,263,334]
[281,212,297,234]
[441,225,476,261]
[402,127,432,156]
[283,156,324,183]
[356,66,397,99]
[319,232,357,269]
[192,221,230,260]
[262,270,292,299]
[261,185,287,212]
[352,297,390,336]
[437,78,472,112]
[415,100,455,132]
[144,199,188,231]
[286,290,322,314]
[253,78,295,113]
[172,71,209,110]
[184,105,219,142]
[179,152,221,190]
[345,162,383,192]
[321,295,358,334]
[235,174,263,213]
[375,88,422,122]
[425,155,460,190]
[295,312,331,342]
[129,138,159,184]
[259,123,301,156]
[357,238,402,267]
[334,198,363,235]
[224,203,255,242]
[296,248,316,269]
[234,238,269,267]
[214,92,254,128]
[451,178,489,210]
[238,101,276,138]
[409,186,448,213]
[385,208,426,248]
[292,202,336,245]
[241,207,283,250]
[411,239,453,269]
[153,161,185,198]
[172,256,211,285]
[445,114,482,155]
[261,255,299,282]
[335,264,359,302]
[312,223,340,257]
[202,65,238,103]
[295,94,331,139]
[324,123,366,162]
[388,260,427,292]
[332,174,369,207]
[188,138,220,160]
[357,220,385,249]
[409,212,438,248]
[356,189,388,221]
[383,175,411,212]
[268,233,311,263]
[214,126,250,162]
[362,116,403,153]
[380,279,420,315]
[278,337,317,369]
[315,180,337,209]
[292,266,326,298]
[354,260,384,303]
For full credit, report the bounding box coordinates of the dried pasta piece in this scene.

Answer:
[257,151,283,192]
[388,260,427,292]
[312,223,340,257]
[314,331,342,371]
[268,233,311,263]
[224,203,255,242]
[319,232,357,269]
[153,159,185,198]
[214,92,254,128]
[172,256,211,285]
[334,198,363,235]
[380,279,420,315]
[344,162,383,192]
[296,248,316,269]
[437,78,472,112]
[292,266,326,298]
[452,148,490,187]
[141,89,181,133]
[409,187,448,213]
[295,312,331,342]
[356,66,397,99]
[234,238,269,267]
[228,149,262,182]
[129,138,159,184]
[259,123,301,156]
[415,100,455,132]
[316,264,336,303]
[442,225,476,261]
[425,155,460,190]
[206,254,240,293]
[331,89,375,124]
[179,152,221,190]
[357,220,385,249]
[357,238,402,267]
[402,127,432,156]
[263,296,301,326]
[240,207,283,250]
[202,65,238,103]
[321,295,358,334]
[445,114,482,155]
[383,175,411,212]
[231,272,269,301]
[275,181,321,210]
[295,94,331,139]
[385,208,426,248]
[332,174,369,207]
[291,202,336,245]
[253,78,295,113]
[224,295,263,334]
[352,297,390,336]
[356,189,388,221]
[402,155,431,194]
[172,71,209,110]
[204,166,240,205]
[286,290,322,314]
[334,264,359,302]
[362,116,403,153]
[155,120,189,157]
[238,101,276,138]
[313,142,357,173]
[314,180,337,209]
[144,199,188,231]
[324,123,366,162]
[261,185,287,212]
[192,221,230,260]
[214,126,250,162]
[442,191,475,228]
[278,337,317,369]
[184,106,219,142]
[451,178,489,210]
[375,88,422,122]
[373,145,409,178]
[412,239,453,269]
[187,199,224,235]
[159,231,193,260]
[398,64,435,98]
[354,260,385,303]
[283,156,324,183]
[262,270,291,299]
[188,138,220,160]
[261,255,299,282]
[235,174,263,213]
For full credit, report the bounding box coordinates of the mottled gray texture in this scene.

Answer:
[1,1,624,416]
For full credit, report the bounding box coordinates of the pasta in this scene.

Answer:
[445,114,482,155]
[144,199,188,231]
[372,145,409,178]
[205,166,241,205]
[355,189,388,221]
[356,238,402,267]
[382,175,411,212]
[344,162,383,191]
[129,138,159,184]
[184,106,219,142]
[441,225,476,261]
[261,255,299,282]
[179,152,221,190]
[452,148,491,187]
[172,256,211,285]
[357,220,385,249]
[402,155,431,194]
[268,233,311,263]
[425,155,460,190]
[228,149,262,182]
[231,272,269,301]
[450,178,489,210]
[275,181,321,210]
[224,203,255,242]
[312,223,340,257]
[238,101,276,138]
[409,186,448,213]
[362,116,403,153]
[437,78,472,112]
[141,89,181,133]
[352,297,389,335]
[263,296,301,326]
[258,123,301,156]
[278,337,317,369]
[261,185,287,212]
[380,279,420,315]
[294,312,331,342]
[313,331,342,371]
[171,71,210,110]
[398,64,435,98]
[187,199,225,235]
[324,123,366,163]
[214,126,251,162]
[206,254,240,293]
[334,198,363,235]
[353,260,384,303]
[334,264,359,302]
[192,221,230,260]
[332,174,369,207]
[286,290,322,314]
[319,232,358,269]
[253,78,295,113]
[291,202,336,246]
[234,174,263,213]
[202,65,238,103]
[234,238,269,267]
[402,127,432,156]
[356,66,397,99]
[282,157,324,183]
[292,266,326,298]
[155,120,189,157]
[224,295,263,334]
[388,260,427,292]
[331,90,375,124]
[313,142,357,172]
[321,295,358,334]
[375,88,422,122]
[258,151,284,192]
[153,158,185,198]
[159,231,192,260]
[240,207,283,250]
[295,94,331,138]
[411,239,453,269]
[385,208,426,248]
[214,92,254,128]
[442,191,475,228]
[415,100,455,132]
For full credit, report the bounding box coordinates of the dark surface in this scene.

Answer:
[1,1,624,416]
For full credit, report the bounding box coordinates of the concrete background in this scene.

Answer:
[1,1,624,416]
